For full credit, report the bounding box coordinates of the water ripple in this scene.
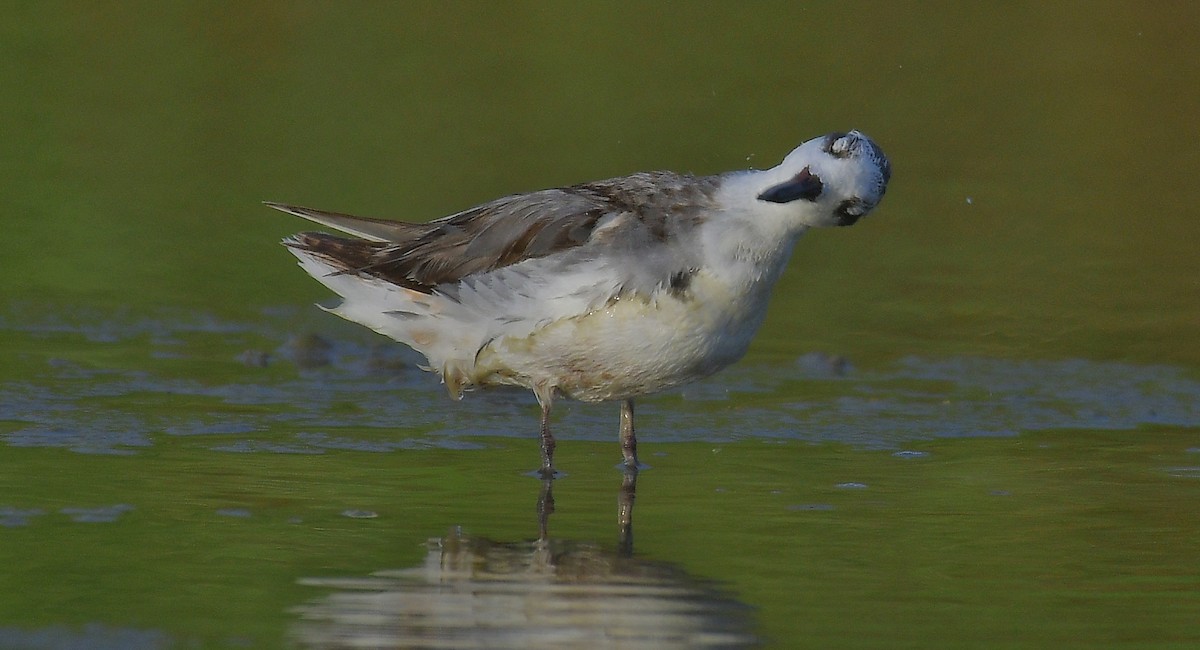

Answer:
[2,308,1198,453]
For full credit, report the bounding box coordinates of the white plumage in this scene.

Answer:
[271,130,890,476]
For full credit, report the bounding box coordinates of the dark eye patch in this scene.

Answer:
[834,198,869,226]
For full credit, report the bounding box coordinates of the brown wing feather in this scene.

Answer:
[281,171,719,293]
[264,202,428,242]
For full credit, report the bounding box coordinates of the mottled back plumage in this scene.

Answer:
[281,171,720,295]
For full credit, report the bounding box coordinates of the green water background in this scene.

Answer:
[2,2,1198,648]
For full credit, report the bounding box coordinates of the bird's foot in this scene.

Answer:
[527,466,564,480]
[615,459,651,472]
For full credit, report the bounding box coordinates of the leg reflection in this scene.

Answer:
[618,466,638,557]
[290,463,758,648]
[536,477,555,542]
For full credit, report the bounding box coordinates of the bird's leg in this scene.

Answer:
[538,401,557,478]
[534,384,557,478]
[619,398,638,469]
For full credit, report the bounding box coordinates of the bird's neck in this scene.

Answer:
[704,170,809,289]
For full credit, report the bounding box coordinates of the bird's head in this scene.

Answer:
[756,130,891,228]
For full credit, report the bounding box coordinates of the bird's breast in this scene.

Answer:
[472,268,775,401]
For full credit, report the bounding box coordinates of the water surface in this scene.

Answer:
[2,3,1199,648]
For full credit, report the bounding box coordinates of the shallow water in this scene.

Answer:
[6,307,1198,454]
[3,3,1200,649]
[2,308,1198,648]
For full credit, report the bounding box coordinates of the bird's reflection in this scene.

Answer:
[290,468,758,649]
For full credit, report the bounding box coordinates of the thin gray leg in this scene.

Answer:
[619,398,638,468]
[538,401,556,478]
[532,383,558,478]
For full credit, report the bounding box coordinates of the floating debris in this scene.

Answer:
[786,503,836,511]
[60,504,134,523]
[0,506,45,528]
[216,508,254,518]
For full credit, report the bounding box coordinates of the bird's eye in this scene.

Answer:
[840,199,868,224]
[822,132,851,158]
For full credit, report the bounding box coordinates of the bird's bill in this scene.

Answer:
[756,166,824,204]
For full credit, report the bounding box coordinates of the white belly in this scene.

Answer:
[471,271,772,401]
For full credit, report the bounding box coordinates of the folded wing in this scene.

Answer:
[272,171,718,296]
